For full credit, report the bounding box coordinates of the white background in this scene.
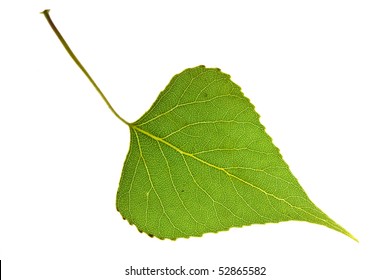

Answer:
[1,0,389,279]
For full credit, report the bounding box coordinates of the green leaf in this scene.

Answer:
[116,65,356,241]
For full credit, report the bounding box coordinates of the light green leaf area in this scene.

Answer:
[116,65,356,241]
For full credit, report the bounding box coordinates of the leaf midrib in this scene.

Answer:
[130,124,349,235]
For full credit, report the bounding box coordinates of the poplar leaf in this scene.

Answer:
[41,10,356,242]
[116,65,356,241]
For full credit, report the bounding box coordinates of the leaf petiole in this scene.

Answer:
[41,9,130,125]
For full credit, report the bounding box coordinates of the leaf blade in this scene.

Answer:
[117,66,356,241]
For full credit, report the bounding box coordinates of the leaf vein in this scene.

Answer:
[162,120,260,140]
[134,129,187,235]
[157,141,207,230]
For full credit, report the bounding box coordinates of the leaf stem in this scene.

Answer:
[41,9,130,126]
